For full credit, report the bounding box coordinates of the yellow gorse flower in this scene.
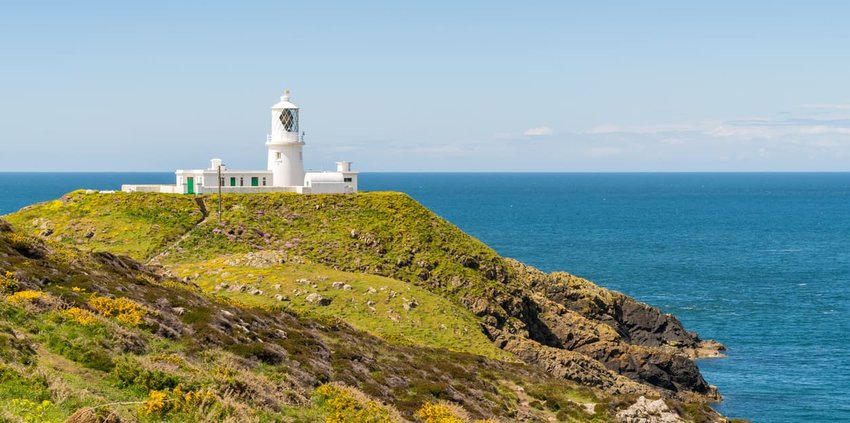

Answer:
[88,295,147,326]
[65,307,98,326]
[5,290,44,305]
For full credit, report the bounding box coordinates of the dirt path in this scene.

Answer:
[146,196,209,265]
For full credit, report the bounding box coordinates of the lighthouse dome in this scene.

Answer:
[272,89,298,109]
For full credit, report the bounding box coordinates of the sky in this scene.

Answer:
[1,0,849,172]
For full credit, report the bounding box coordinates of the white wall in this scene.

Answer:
[203,170,273,188]
[307,182,353,194]
[121,185,180,193]
[267,143,304,187]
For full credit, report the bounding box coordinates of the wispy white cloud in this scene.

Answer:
[584,115,850,140]
[524,126,553,136]
[709,123,850,138]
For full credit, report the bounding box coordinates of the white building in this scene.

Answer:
[122,90,358,195]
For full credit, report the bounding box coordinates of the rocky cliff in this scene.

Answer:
[0,191,732,422]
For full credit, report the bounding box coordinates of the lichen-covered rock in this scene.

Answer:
[305,292,331,306]
[403,298,418,311]
[616,396,684,423]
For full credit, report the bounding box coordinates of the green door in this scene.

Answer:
[187,177,194,194]
[230,177,236,187]
[251,177,259,187]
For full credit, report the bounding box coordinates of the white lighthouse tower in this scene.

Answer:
[266,89,305,187]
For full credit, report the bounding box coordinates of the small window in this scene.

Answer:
[240,177,244,186]
[230,177,236,186]
[219,177,225,186]
[262,177,267,186]
[344,177,352,182]
[276,152,281,160]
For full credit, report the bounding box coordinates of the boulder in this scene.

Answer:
[615,396,683,423]
[403,298,419,311]
[306,293,331,306]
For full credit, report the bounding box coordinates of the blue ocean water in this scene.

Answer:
[1,172,848,422]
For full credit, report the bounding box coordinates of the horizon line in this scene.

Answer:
[0,170,849,174]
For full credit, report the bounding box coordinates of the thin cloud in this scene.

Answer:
[524,126,553,136]
[585,116,850,140]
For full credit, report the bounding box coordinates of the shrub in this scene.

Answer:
[44,330,114,372]
[414,401,494,423]
[113,358,182,391]
[7,399,57,423]
[5,290,44,305]
[4,290,57,312]
[64,307,98,326]
[88,295,147,326]
[0,271,18,293]
[313,382,399,423]
[0,327,36,365]
[142,386,216,417]
[143,389,168,415]
[0,363,51,401]
[416,402,465,423]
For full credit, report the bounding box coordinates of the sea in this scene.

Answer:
[1,172,848,423]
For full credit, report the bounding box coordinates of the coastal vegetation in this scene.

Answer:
[0,191,734,422]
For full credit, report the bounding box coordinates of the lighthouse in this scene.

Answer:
[266,89,305,187]
[122,88,358,195]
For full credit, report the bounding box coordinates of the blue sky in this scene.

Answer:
[1,1,848,171]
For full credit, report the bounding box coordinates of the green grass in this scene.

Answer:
[5,191,521,360]
[4,192,514,300]
[172,254,515,361]
[3,191,201,260]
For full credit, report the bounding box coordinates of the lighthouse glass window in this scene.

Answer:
[279,109,299,132]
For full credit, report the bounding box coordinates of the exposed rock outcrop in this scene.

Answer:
[616,396,684,423]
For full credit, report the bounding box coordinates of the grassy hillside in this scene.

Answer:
[3,191,729,422]
[7,191,518,357]
[7,192,201,260]
[7,191,511,297]
[0,219,614,422]
[172,254,515,361]
[8,191,515,361]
